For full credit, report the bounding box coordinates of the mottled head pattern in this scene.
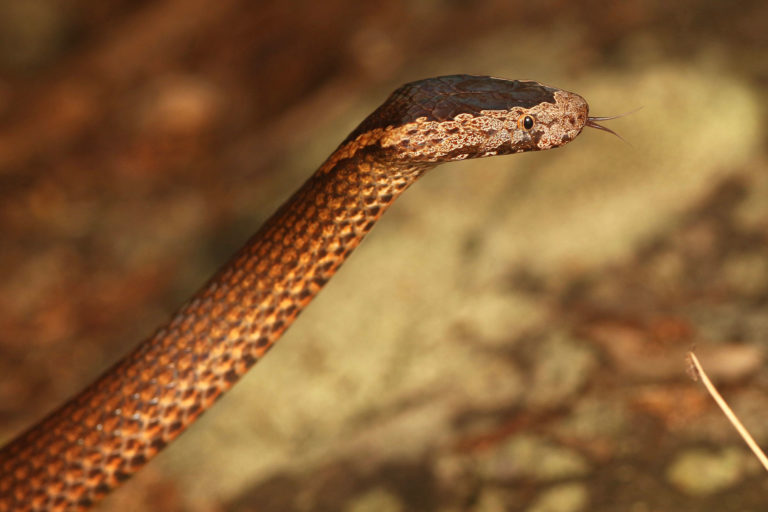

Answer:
[337,75,589,166]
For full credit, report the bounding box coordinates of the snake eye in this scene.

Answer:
[518,115,535,131]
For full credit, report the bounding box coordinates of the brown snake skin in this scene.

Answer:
[0,75,605,511]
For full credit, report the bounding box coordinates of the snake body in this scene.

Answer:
[0,75,599,511]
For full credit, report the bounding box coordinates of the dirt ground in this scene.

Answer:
[1,1,767,511]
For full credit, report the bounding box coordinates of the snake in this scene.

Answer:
[0,75,615,511]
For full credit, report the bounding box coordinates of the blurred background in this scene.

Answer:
[0,1,767,511]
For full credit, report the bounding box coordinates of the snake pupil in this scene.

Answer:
[523,115,534,130]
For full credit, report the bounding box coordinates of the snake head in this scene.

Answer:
[348,75,590,164]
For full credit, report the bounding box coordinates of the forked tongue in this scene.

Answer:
[586,107,642,143]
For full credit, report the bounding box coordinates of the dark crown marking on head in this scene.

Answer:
[345,75,558,142]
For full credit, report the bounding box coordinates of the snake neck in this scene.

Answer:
[198,149,432,366]
[0,150,431,511]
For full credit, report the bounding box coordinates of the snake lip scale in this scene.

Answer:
[0,74,615,511]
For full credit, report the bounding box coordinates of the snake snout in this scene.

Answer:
[543,89,590,148]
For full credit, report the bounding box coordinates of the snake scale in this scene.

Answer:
[0,75,613,511]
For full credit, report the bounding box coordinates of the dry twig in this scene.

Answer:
[687,351,768,471]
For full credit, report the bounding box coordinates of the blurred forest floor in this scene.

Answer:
[1,1,767,511]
